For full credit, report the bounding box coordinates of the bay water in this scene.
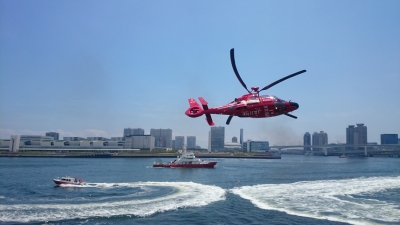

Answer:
[0,155,399,224]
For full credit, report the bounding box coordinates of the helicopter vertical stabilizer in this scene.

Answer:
[185,98,204,118]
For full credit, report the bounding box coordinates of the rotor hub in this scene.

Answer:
[251,86,259,92]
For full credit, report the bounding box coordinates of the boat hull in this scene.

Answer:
[170,162,217,168]
[153,163,171,168]
[53,179,85,185]
[153,162,217,168]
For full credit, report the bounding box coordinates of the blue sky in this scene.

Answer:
[1,0,399,147]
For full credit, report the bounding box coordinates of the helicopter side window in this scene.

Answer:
[262,95,275,100]
[247,96,260,104]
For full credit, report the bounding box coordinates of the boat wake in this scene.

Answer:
[0,181,226,223]
[230,176,400,225]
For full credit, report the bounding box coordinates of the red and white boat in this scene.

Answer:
[153,146,217,168]
[53,176,86,185]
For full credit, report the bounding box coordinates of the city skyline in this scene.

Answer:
[1,1,399,148]
[1,123,399,149]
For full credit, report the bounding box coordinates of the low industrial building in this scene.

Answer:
[242,140,270,152]
[224,142,242,152]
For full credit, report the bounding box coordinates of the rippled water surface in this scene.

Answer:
[0,155,399,224]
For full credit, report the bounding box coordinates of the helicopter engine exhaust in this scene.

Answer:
[185,97,215,126]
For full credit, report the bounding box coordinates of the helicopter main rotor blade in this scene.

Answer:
[226,115,233,125]
[260,70,306,92]
[284,113,297,119]
[230,48,251,94]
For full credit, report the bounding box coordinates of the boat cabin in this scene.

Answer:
[60,177,76,183]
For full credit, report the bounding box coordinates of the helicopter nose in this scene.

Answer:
[290,102,299,109]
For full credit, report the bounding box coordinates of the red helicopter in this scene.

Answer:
[185,48,306,126]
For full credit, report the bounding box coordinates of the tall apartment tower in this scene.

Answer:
[150,128,172,148]
[46,132,59,141]
[346,124,367,146]
[208,131,211,153]
[312,131,328,151]
[303,132,311,151]
[175,136,185,149]
[320,131,328,145]
[187,136,196,149]
[232,137,238,143]
[240,129,243,144]
[355,124,367,145]
[124,128,144,137]
[210,126,225,151]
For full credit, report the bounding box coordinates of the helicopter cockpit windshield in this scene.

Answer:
[261,95,285,102]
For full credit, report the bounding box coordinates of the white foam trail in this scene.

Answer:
[231,176,400,225]
[0,182,226,223]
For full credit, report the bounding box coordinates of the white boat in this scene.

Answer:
[153,146,217,168]
[53,176,86,185]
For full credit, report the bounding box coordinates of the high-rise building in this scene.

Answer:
[187,136,196,149]
[355,124,367,145]
[210,126,225,151]
[312,131,328,151]
[175,136,185,149]
[240,129,243,144]
[124,128,145,137]
[346,125,355,146]
[150,128,172,148]
[46,132,59,141]
[320,131,328,145]
[381,134,398,144]
[208,131,211,153]
[311,132,318,150]
[346,124,367,149]
[232,136,238,143]
[303,132,311,151]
